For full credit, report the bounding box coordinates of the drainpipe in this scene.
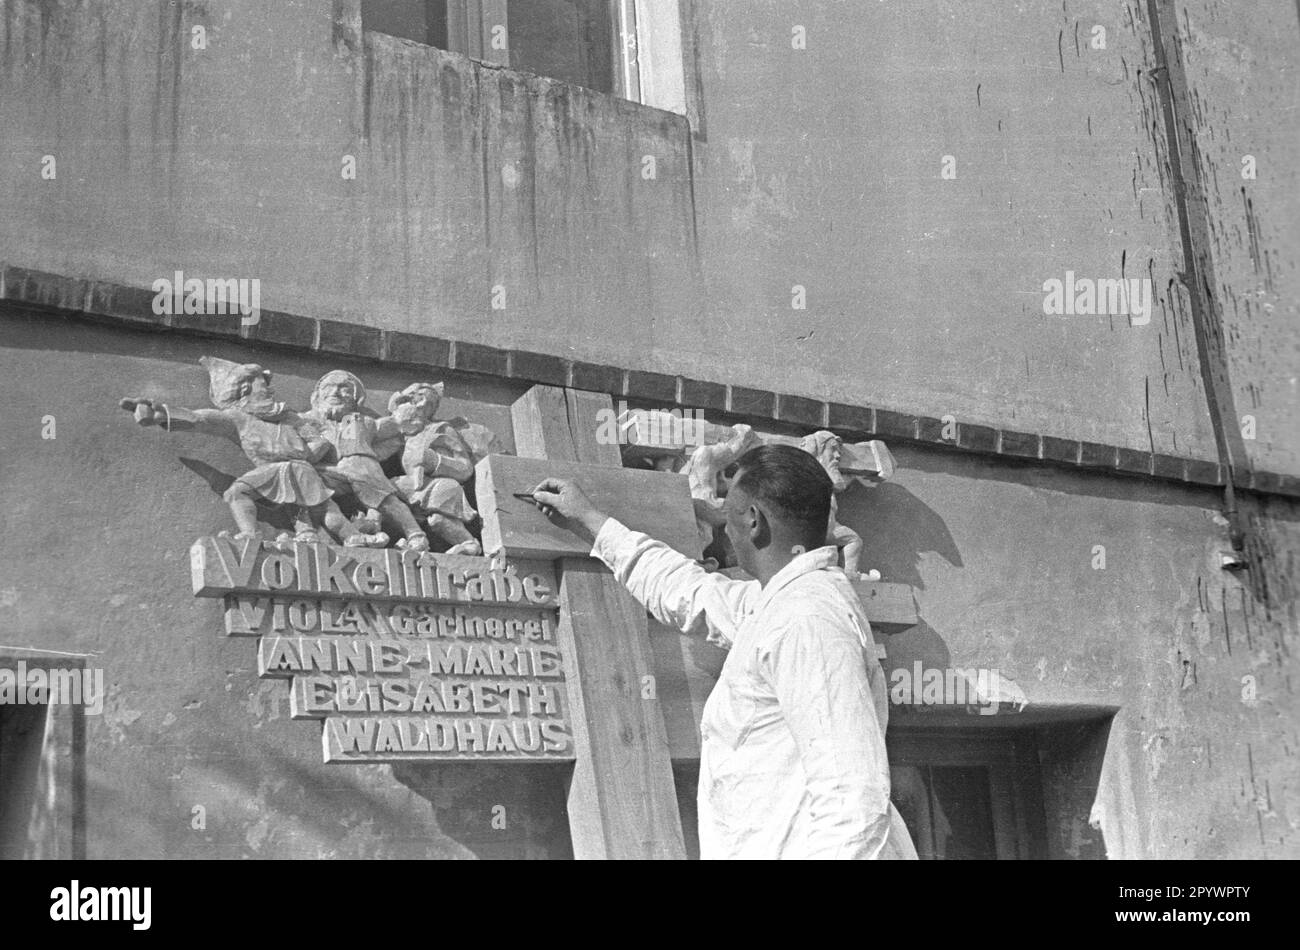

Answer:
[1145,0,1249,556]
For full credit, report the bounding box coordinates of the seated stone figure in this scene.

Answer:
[388,382,485,556]
[682,423,760,564]
[303,370,429,551]
[800,429,864,578]
[120,357,348,545]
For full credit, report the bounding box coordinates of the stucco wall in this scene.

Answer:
[2,310,1294,857]
[4,0,1294,469]
[842,445,1298,858]
[1170,0,1300,476]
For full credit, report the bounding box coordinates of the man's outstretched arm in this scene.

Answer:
[529,478,753,645]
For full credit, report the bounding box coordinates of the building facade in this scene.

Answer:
[0,0,1296,859]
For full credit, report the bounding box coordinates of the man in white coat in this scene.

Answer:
[531,443,918,860]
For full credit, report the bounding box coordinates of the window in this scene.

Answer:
[362,0,688,114]
[0,702,49,859]
[361,0,449,49]
[889,732,1048,860]
[891,764,1006,859]
[508,0,616,96]
[0,649,86,859]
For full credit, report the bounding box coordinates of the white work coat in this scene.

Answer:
[591,519,918,860]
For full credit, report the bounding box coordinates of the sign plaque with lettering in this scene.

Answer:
[191,535,573,763]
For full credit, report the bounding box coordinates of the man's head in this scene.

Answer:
[800,429,848,492]
[723,444,833,578]
[312,370,365,420]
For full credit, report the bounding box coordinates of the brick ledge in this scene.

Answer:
[3,264,1296,501]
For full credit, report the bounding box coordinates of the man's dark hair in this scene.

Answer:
[730,444,833,548]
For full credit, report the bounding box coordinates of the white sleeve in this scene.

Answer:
[760,615,894,859]
[589,518,755,647]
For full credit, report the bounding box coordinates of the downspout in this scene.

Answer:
[1145,0,1249,553]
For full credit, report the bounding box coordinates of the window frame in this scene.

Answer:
[0,647,87,860]
[888,729,1049,860]
[360,0,693,118]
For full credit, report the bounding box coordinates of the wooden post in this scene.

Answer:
[505,385,687,859]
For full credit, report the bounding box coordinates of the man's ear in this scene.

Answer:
[748,504,772,550]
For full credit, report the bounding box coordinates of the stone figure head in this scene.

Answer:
[312,370,366,421]
[199,356,280,418]
[387,382,445,428]
[800,430,848,492]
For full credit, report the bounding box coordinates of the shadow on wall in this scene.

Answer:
[86,710,477,859]
[835,481,964,693]
[838,482,963,591]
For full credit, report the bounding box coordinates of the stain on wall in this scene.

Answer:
[0,0,1296,859]
[2,311,1294,857]
[839,444,1299,857]
[6,0,1293,465]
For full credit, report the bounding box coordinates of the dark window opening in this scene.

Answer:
[0,702,49,860]
[891,764,1000,860]
[507,0,616,95]
[363,0,450,50]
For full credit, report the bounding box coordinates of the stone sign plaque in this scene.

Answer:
[192,535,573,763]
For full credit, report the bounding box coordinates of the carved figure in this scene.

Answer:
[304,370,429,551]
[682,423,760,558]
[387,382,485,556]
[120,357,343,544]
[800,429,863,578]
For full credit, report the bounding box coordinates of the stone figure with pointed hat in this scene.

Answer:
[387,381,496,556]
[120,357,347,544]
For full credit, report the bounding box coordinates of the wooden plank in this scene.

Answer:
[648,621,725,760]
[718,566,918,631]
[509,384,687,860]
[556,561,685,858]
[848,579,919,630]
[476,453,701,560]
[511,387,620,466]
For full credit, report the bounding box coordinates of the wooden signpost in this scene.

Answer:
[479,385,697,860]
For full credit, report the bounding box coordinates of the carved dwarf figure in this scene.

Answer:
[800,429,864,578]
[304,370,429,551]
[120,357,339,544]
[388,382,484,556]
[682,423,761,560]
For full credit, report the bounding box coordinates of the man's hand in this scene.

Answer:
[529,477,609,542]
[119,397,164,427]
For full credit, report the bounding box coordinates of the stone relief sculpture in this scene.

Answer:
[303,370,431,552]
[120,357,349,546]
[681,423,760,557]
[800,429,864,579]
[124,358,882,573]
[622,413,890,579]
[120,359,510,554]
[388,382,489,557]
